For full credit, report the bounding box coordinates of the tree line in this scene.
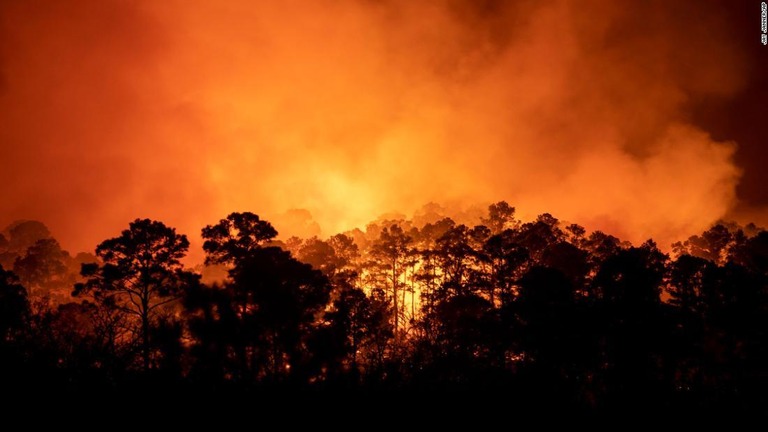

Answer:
[1,203,767,411]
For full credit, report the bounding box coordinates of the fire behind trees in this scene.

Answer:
[1,203,767,411]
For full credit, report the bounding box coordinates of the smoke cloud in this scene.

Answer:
[0,0,750,260]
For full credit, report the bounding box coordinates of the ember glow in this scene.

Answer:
[0,0,763,257]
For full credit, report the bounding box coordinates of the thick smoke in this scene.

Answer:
[0,0,749,259]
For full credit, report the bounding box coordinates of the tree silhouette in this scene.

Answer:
[201,212,278,266]
[13,238,71,299]
[481,201,518,235]
[233,247,331,381]
[189,244,331,383]
[592,241,669,405]
[673,224,734,264]
[0,220,52,268]
[482,228,529,307]
[0,265,29,346]
[669,254,711,313]
[433,224,476,298]
[368,224,414,340]
[74,218,191,371]
[312,284,392,383]
[0,265,29,388]
[516,266,581,401]
[412,217,456,338]
[192,213,335,384]
[5,220,52,253]
[4,205,768,410]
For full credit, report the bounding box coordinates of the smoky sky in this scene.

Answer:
[0,0,765,261]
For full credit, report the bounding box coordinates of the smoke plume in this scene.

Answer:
[0,0,750,260]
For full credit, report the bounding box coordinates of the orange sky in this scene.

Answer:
[0,0,764,261]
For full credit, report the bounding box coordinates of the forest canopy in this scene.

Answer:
[1,202,767,412]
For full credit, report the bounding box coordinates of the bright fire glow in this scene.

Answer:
[0,0,753,261]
